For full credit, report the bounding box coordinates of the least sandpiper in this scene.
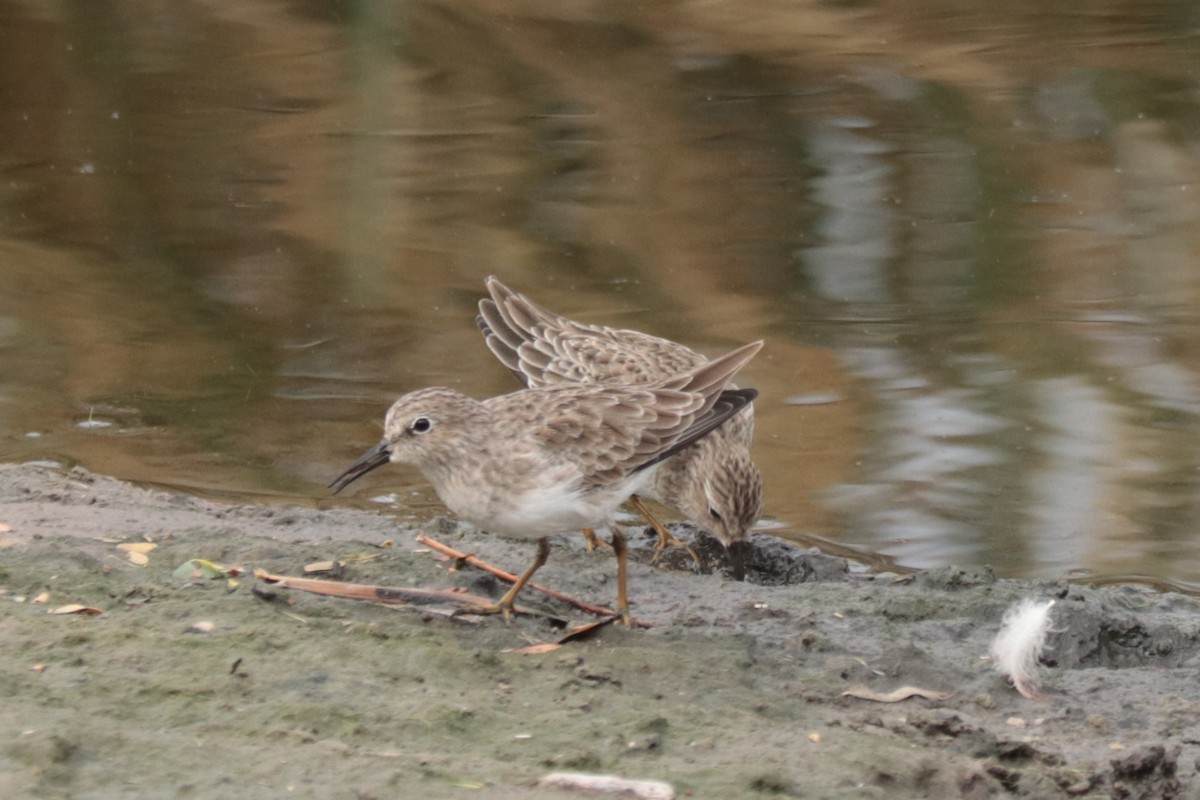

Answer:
[330,339,762,624]
[477,276,763,577]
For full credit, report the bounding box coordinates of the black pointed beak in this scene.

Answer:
[726,540,749,581]
[329,441,392,494]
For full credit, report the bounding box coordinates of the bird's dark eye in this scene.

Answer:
[409,417,432,434]
[708,507,722,522]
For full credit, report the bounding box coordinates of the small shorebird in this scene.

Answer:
[477,276,763,576]
[330,339,762,624]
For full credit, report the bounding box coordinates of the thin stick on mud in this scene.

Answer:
[254,569,497,608]
[415,533,649,627]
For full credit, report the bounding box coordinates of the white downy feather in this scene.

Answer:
[989,598,1056,700]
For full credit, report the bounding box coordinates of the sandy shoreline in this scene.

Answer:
[1,463,1195,799]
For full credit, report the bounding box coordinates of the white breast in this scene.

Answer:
[436,460,657,540]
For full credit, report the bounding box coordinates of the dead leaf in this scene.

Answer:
[118,542,156,566]
[173,559,227,581]
[31,592,50,605]
[49,604,103,616]
[117,542,157,555]
[558,616,617,644]
[510,642,561,655]
[808,732,822,743]
[841,686,956,703]
[31,664,47,673]
[187,621,216,634]
[0,523,12,532]
[304,560,344,577]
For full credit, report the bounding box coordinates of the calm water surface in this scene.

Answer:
[2,1,1200,588]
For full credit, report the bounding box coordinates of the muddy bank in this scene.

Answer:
[1,463,1197,799]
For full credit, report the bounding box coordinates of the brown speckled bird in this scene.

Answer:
[477,276,764,577]
[331,338,761,623]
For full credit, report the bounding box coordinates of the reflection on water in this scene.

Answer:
[2,1,1200,588]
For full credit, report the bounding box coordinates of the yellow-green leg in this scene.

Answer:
[609,527,632,627]
[629,495,701,570]
[458,537,550,623]
[581,527,610,552]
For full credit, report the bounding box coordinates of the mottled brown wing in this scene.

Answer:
[511,384,701,486]
[484,341,762,488]
[478,276,707,388]
[634,389,757,474]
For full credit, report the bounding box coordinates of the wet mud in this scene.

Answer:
[1,464,1197,799]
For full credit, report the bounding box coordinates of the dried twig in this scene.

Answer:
[841,686,956,703]
[538,772,675,799]
[254,569,496,608]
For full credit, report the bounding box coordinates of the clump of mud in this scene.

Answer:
[623,522,850,586]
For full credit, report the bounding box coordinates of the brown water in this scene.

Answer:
[2,1,1200,587]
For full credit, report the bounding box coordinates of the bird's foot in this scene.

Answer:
[454,601,515,623]
[581,527,612,553]
[649,528,703,572]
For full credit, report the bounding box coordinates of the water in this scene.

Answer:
[2,1,1200,589]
